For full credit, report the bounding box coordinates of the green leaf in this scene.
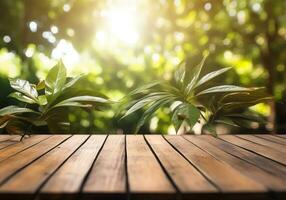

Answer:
[45,62,67,99]
[195,67,231,88]
[186,54,208,93]
[0,106,40,116]
[36,80,45,90]
[219,97,272,112]
[219,88,271,104]
[0,120,10,129]
[172,103,200,133]
[62,74,85,91]
[38,95,48,105]
[50,95,109,111]
[185,104,200,128]
[0,115,12,128]
[171,105,184,133]
[215,118,240,127]
[134,97,175,134]
[224,113,266,123]
[196,85,253,96]
[122,93,170,119]
[203,123,217,137]
[174,62,185,85]
[52,102,92,109]
[8,92,36,104]
[9,78,38,100]
[127,81,162,97]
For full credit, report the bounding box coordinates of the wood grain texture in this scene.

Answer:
[40,135,106,200]
[0,135,88,194]
[255,135,286,145]
[0,136,20,150]
[220,135,286,165]
[82,135,126,200]
[0,135,51,162]
[165,136,266,193]
[237,135,286,153]
[185,135,286,191]
[83,135,125,192]
[0,135,70,184]
[146,135,217,192]
[127,135,175,199]
[0,134,285,200]
[0,135,20,142]
[204,135,286,180]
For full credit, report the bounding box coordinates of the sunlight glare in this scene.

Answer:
[51,39,79,69]
[99,5,140,45]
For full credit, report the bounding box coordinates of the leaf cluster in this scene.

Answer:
[121,55,272,135]
[0,62,110,136]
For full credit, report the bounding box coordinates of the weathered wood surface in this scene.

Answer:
[0,134,285,200]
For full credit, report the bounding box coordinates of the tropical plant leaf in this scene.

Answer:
[121,55,271,135]
[8,92,36,104]
[196,85,253,96]
[174,63,185,85]
[50,95,109,111]
[9,78,38,100]
[224,113,266,123]
[202,123,217,136]
[36,80,45,90]
[195,67,231,88]
[0,115,12,128]
[127,81,162,97]
[171,105,184,132]
[45,62,67,100]
[171,103,200,133]
[52,102,92,109]
[134,97,174,134]
[219,97,272,112]
[122,93,173,119]
[62,74,85,91]
[186,54,208,93]
[0,106,40,116]
[215,118,240,127]
[38,95,48,105]
[219,88,271,104]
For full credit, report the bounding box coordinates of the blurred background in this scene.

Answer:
[0,0,285,134]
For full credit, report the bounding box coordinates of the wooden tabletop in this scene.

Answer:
[0,134,285,200]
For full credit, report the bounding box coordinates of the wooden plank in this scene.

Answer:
[0,135,88,199]
[82,135,125,200]
[0,135,51,162]
[0,135,70,184]
[276,135,286,138]
[203,135,286,180]
[185,135,286,193]
[0,135,20,142]
[237,135,286,153]
[39,135,106,200]
[220,135,286,165]
[145,135,218,199]
[255,134,286,145]
[126,135,175,200]
[0,136,20,150]
[165,136,266,195]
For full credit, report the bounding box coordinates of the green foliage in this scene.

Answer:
[121,56,272,135]
[0,0,285,134]
[0,62,111,136]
